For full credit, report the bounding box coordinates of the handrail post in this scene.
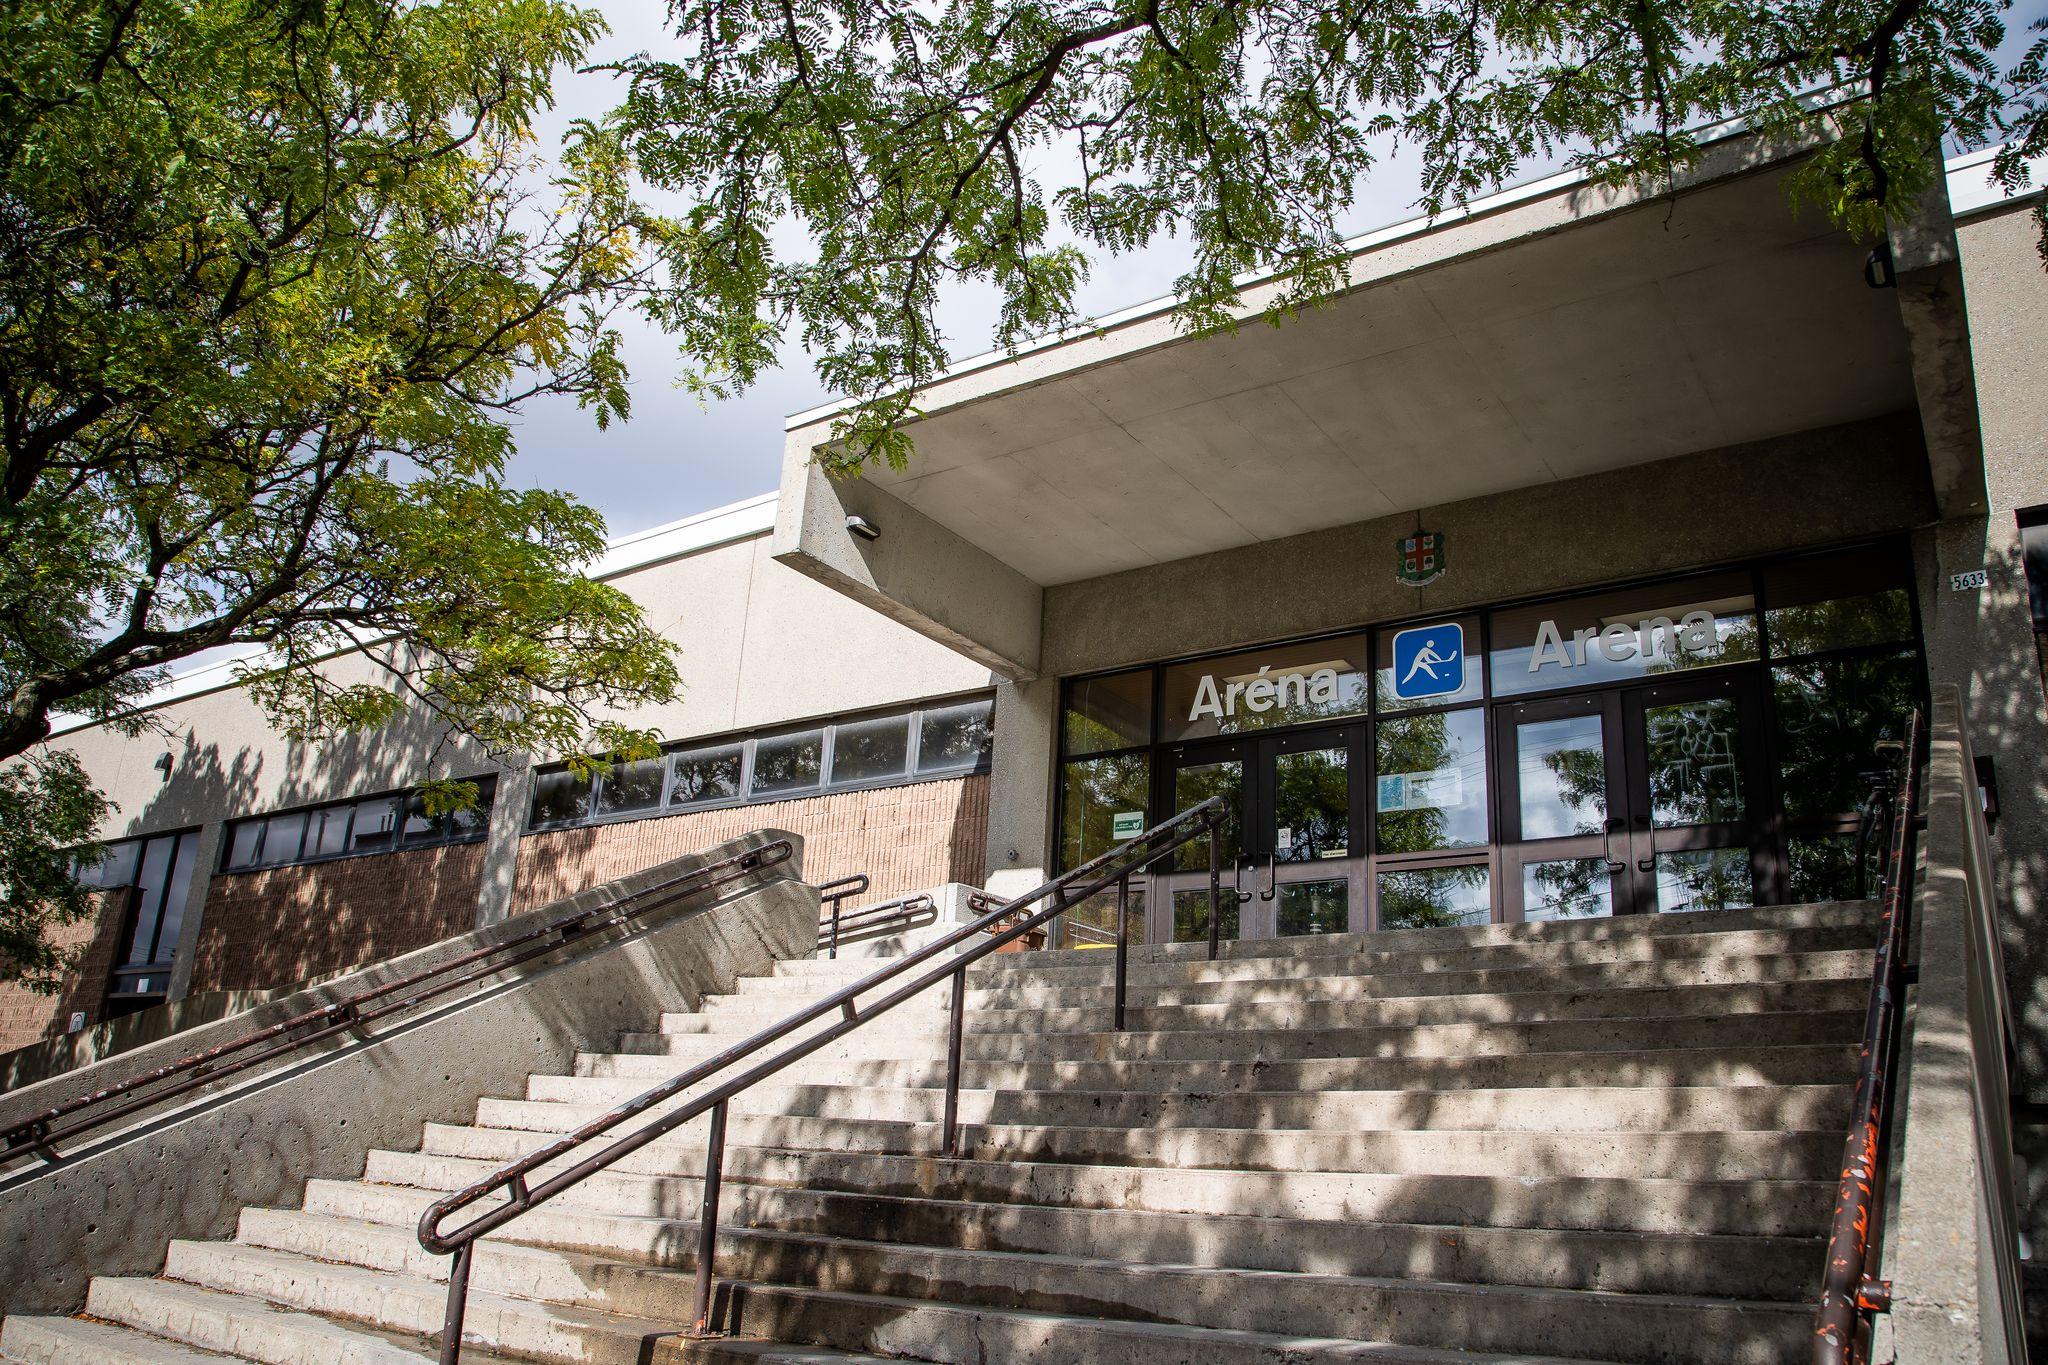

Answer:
[941,967,967,1157]
[1114,874,1130,1032]
[438,1242,472,1365]
[828,894,842,959]
[691,1100,729,1335]
[1206,825,1222,962]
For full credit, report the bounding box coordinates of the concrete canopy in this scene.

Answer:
[774,131,1975,677]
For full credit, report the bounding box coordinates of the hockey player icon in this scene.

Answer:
[1401,635,1459,686]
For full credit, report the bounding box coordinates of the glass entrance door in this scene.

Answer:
[1151,739,1249,945]
[1255,727,1366,937]
[1624,672,1770,914]
[1496,693,1626,922]
[1149,729,1365,943]
[1497,673,1768,919]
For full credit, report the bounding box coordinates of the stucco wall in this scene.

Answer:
[187,842,489,995]
[1936,198,2048,1099]
[44,531,993,843]
[512,774,990,915]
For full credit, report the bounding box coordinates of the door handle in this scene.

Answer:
[1637,857,1656,872]
[1602,818,1626,875]
[1231,860,1253,906]
[1258,851,1277,902]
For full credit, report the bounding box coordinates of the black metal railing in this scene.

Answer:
[1814,710,1923,1364]
[0,841,793,1169]
[416,796,1230,1361]
[818,886,938,957]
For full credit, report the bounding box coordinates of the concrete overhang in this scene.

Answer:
[774,126,1986,678]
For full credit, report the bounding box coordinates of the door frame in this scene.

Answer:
[1146,725,1369,942]
[1620,669,1776,914]
[1493,691,1628,922]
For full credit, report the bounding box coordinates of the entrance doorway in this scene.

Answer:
[1149,727,1368,944]
[1495,671,1772,920]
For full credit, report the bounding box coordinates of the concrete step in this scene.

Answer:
[571,1044,1859,1093]
[741,923,1881,997]
[160,1240,673,1365]
[969,900,1878,974]
[515,1074,1852,1135]
[0,1315,244,1363]
[695,1282,1610,1365]
[618,1008,1863,1064]
[421,1108,1841,1181]
[355,1147,1834,1237]
[948,977,1872,1037]
[663,977,1868,1037]
[80,1276,500,1365]
[307,1176,1824,1300]
[230,1203,1806,1365]
[954,948,1871,1007]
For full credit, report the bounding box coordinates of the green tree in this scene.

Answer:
[0,0,686,982]
[608,0,2044,469]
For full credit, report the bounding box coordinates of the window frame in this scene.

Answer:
[522,692,997,834]
[219,776,498,874]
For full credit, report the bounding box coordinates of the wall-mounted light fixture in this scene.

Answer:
[153,752,173,781]
[846,515,881,542]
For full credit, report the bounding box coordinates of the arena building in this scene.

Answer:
[10,125,2047,1088]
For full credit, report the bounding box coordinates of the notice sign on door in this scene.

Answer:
[1111,811,1146,840]
[1390,622,1465,701]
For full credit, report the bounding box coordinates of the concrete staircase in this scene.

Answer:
[1,901,1876,1364]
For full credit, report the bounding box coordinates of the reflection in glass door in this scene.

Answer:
[1496,695,1624,922]
[1624,675,1768,914]
[1497,676,1768,918]
[1148,730,1367,943]
[1151,740,1248,945]
[1257,728,1366,937]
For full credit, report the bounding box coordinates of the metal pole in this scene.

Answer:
[828,895,841,959]
[1206,826,1222,963]
[942,967,967,1157]
[1114,875,1130,1032]
[691,1100,728,1335]
[438,1243,472,1365]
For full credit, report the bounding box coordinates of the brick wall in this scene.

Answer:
[0,889,131,1054]
[511,773,989,915]
[187,842,488,994]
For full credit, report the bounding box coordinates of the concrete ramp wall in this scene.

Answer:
[0,828,818,1317]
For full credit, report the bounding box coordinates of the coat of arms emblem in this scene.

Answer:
[1397,530,1446,587]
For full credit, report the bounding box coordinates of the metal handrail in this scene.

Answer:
[818,891,938,956]
[1814,709,1923,1364]
[814,874,869,959]
[417,795,1230,1361]
[0,840,794,1169]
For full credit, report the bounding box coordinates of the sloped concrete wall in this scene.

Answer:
[0,828,818,1317]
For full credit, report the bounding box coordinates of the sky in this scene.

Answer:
[507,1,1443,540]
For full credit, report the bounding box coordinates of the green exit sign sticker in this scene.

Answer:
[1111,811,1146,840]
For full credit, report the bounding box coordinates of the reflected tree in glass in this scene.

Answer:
[1773,652,1917,819]
[1275,748,1347,861]
[1645,698,1743,827]
[1378,866,1489,929]
[1059,754,1151,868]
